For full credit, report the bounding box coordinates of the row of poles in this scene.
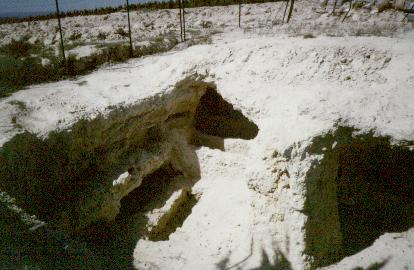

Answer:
[282,0,296,24]
[54,0,296,64]
[54,0,136,62]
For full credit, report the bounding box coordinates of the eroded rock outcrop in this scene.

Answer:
[82,78,258,234]
[0,76,258,238]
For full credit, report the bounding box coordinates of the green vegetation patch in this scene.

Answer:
[0,55,64,97]
[0,37,42,58]
[0,36,178,97]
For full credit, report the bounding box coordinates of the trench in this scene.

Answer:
[303,127,414,268]
[336,141,414,257]
[0,77,259,269]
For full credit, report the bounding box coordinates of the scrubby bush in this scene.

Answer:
[352,23,387,37]
[0,38,33,58]
[8,100,28,112]
[69,32,82,41]
[303,33,316,39]
[0,56,63,97]
[97,32,107,40]
[104,44,131,62]
[0,36,178,97]
[134,36,178,58]
[115,27,128,37]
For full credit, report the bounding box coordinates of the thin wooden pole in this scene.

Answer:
[55,0,65,62]
[282,0,289,23]
[287,0,295,23]
[182,0,186,41]
[332,0,338,14]
[238,0,241,27]
[178,0,183,42]
[342,0,352,22]
[126,0,133,57]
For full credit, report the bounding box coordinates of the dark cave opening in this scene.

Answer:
[117,163,183,219]
[336,142,414,256]
[194,87,259,140]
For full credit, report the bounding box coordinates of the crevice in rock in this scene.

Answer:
[147,189,198,241]
[303,126,414,268]
[117,163,184,219]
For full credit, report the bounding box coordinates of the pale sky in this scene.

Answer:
[0,0,149,15]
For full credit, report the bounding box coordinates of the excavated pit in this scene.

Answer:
[0,77,258,269]
[303,127,414,268]
[336,141,414,257]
